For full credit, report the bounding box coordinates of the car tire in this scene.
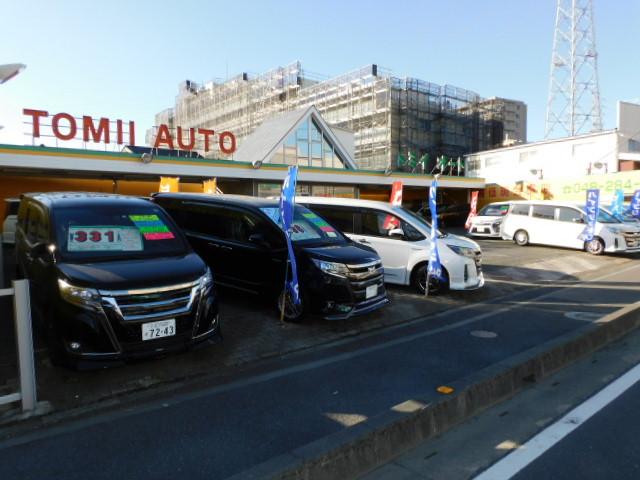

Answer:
[411,263,449,295]
[277,289,305,323]
[514,229,529,246]
[585,237,605,255]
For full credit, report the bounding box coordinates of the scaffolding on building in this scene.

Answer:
[151,62,515,171]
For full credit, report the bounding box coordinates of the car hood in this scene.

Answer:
[56,253,207,291]
[301,242,380,265]
[471,215,504,224]
[442,234,481,251]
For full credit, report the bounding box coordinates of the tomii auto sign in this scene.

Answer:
[22,108,237,154]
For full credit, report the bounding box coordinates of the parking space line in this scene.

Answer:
[473,361,640,480]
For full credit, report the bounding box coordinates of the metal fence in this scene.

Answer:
[0,279,37,412]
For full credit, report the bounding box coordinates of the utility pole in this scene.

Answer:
[545,0,602,138]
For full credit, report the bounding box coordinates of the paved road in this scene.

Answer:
[363,314,640,480]
[509,371,640,480]
[1,253,638,479]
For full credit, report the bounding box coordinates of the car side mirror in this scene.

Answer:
[388,228,405,239]
[248,233,270,248]
[572,218,585,224]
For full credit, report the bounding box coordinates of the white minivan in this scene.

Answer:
[501,200,640,255]
[299,197,484,293]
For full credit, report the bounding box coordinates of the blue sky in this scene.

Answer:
[1,0,638,146]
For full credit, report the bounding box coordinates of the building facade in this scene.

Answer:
[464,101,640,204]
[151,62,526,171]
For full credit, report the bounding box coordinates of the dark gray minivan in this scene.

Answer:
[15,192,220,367]
[153,193,388,322]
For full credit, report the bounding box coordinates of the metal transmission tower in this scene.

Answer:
[545,0,603,138]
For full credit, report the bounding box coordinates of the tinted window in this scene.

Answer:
[532,205,556,220]
[511,204,531,216]
[53,205,187,261]
[308,205,355,233]
[5,200,20,216]
[26,204,45,243]
[557,207,583,223]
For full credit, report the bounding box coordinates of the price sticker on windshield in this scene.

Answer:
[67,226,142,252]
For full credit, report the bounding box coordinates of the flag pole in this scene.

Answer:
[280,256,290,323]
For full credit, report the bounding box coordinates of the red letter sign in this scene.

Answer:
[23,109,49,137]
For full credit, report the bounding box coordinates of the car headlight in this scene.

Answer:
[492,219,503,228]
[448,245,477,258]
[200,268,214,291]
[58,278,102,311]
[312,258,349,277]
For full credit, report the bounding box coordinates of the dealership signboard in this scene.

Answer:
[22,108,236,155]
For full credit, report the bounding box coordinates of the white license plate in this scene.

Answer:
[142,319,176,341]
[366,284,378,299]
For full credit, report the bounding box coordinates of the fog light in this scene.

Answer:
[336,304,353,313]
[69,342,81,351]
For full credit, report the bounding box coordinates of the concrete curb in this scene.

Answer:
[228,301,640,480]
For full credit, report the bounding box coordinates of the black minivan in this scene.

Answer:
[152,193,388,321]
[15,193,220,366]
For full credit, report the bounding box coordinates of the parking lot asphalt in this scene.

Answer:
[0,242,639,480]
[0,234,638,421]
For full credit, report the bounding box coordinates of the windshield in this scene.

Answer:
[54,205,188,262]
[478,204,509,216]
[259,205,348,246]
[397,207,445,236]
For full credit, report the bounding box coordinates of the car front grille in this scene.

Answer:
[100,281,199,322]
[346,261,386,302]
[98,280,202,346]
[623,232,640,248]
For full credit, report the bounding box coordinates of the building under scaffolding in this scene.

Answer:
[151,62,526,171]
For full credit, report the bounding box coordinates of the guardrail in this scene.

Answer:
[0,279,37,412]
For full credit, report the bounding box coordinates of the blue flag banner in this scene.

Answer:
[629,189,640,219]
[581,188,600,242]
[609,189,624,218]
[279,166,301,305]
[427,178,445,282]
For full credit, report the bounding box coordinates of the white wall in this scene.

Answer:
[617,101,640,154]
[465,131,620,184]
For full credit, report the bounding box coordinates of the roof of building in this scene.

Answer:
[233,105,357,169]
[464,129,617,157]
[153,192,280,208]
[123,145,204,159]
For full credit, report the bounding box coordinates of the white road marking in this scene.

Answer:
[473,361,640,480]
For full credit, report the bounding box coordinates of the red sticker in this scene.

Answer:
[320,226,335,232]
[144,232,175,240]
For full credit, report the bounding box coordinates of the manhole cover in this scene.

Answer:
[564,311,602,322]
[470,330,498,338]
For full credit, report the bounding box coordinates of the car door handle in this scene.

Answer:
[358,239,370,244]
[220,245,233,251]
[207,242,220,248]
